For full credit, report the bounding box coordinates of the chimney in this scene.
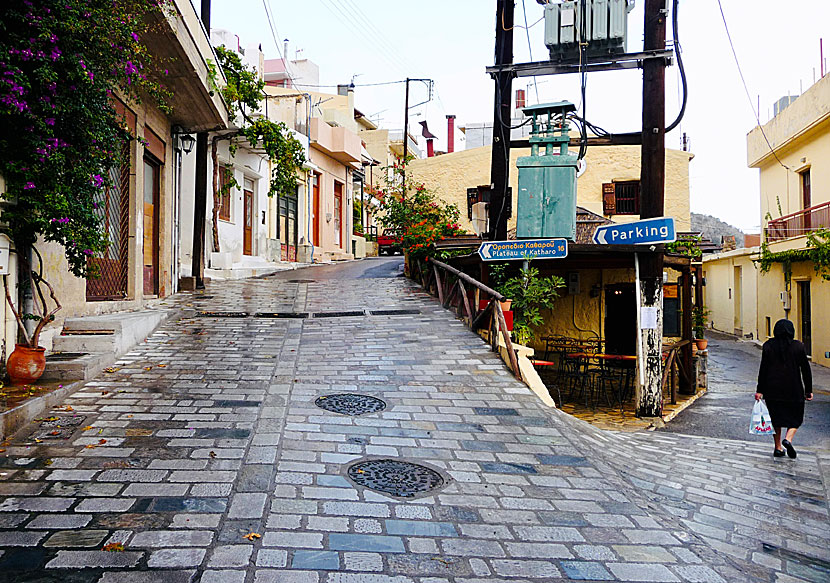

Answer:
[446,115,456,153]
[427,139,434,158]
[516,89,526,111]
[337,84,355,117]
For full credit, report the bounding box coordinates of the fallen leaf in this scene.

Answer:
[102,391,109,395]
[85,444,97,449]
[209,451,217,458]
[34,438,42,443]
[82,426,94,431]
[102,542,124,552]
[103,367,119,373]
[143,366,153,371]
[98,439,107,445]
[242,532,261,541]
[62,406,73,411]
[49,431,60,436]
[157,364,167,368]
[125,414,133,418]
[0,449,6,453]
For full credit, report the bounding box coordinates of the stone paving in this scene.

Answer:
[0,258,828,582]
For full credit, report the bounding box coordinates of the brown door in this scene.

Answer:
[334,181,343,248]
[312,173,321,247]
[142,158,160,296]
[802,169,812,232]
[243,186,253,255]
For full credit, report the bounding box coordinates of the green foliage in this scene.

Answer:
[376,157,464,258]
[756,229,830,281]
[692,306,710,339]
[213,45,305,197]
[497,262,565,345]
[666,234,703,259]
[0,0,171,277]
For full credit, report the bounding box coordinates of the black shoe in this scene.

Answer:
[782,439,797,459]
[774,448,786,457]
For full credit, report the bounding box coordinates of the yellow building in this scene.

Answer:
[704,73,830,367]
[407,144,693,234]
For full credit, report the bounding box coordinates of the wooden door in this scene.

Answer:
[799,281,812,357]
[312,173,320,247]
[334,181,343,248]
[142,157,159,296]
[243,187,253,255]
[802,169,812,232]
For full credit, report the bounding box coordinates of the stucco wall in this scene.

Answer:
[407,145,693,234]
[703,250,760,341]
[309,148,353,256]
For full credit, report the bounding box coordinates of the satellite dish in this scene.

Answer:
[576,159,587,178]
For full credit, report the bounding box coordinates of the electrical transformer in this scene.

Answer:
[516,101,578,240]
[544,0,634,60]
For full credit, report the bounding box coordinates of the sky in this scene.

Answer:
[212,0,830,233]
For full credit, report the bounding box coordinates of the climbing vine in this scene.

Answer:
[756,229,830,281]
[665,234,703,259]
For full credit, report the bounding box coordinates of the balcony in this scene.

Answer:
[309,117,361,165]
[765,200,830,242]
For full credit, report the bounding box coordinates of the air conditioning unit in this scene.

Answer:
[544,0,634,61]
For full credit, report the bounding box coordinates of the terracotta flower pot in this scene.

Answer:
[694,338,708,351]
[7,344,46,385]
[500,299,512,312]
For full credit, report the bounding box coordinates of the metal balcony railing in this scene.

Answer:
[765,200,830,242]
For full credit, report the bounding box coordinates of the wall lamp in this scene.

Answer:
[172,126,196,154]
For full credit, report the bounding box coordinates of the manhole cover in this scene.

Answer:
[347,459,445,498]
[370,309,420,316]
[315,394,386,416]
[288,279,316,283]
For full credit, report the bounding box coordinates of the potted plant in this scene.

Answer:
[498,262,565,346]
[692,306,710,350]
[3,248,61,385]
[489,264,513,311]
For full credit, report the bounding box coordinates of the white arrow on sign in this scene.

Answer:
[481,244,493,259]
[594,230,607,245]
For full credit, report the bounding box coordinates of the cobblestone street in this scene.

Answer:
[0,258,828,582]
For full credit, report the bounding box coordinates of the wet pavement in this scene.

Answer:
[0,257,827,582]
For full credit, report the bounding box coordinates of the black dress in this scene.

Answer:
[757,333,812,429]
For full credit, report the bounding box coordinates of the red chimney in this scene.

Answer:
[516,89,526,111]
[446,115,456,153]
[426,139,434,157]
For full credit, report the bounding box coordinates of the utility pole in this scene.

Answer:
[191,0,212,289]
[636,0,667,417]
[402,78,410,198]
[488,0,514,242]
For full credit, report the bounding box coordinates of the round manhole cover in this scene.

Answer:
[347,459,445,498]
[315,394,386,416]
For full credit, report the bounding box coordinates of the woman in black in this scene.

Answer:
[755,319,813,458]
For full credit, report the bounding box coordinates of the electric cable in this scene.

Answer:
[520,0,541,102]
[715,0,791,171]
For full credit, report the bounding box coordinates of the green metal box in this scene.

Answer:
[516,101,579,240]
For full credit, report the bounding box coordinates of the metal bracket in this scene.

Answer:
[486,50,674,78]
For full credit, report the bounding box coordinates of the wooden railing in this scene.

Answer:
[411,257,522,381]
[661,339,691,406]
[765,200,830,242]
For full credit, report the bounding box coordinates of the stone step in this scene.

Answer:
[51,334,118,354]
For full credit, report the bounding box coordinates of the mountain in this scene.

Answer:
[690,213,745,248]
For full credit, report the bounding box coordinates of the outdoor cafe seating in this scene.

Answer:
[535,336,636,413]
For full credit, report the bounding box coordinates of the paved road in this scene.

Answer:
[0,259,827,582]
[660,331,830,451]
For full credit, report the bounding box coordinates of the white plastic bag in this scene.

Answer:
[750,400,774,435]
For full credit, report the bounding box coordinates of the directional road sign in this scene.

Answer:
[478,238,568,261]
[592,217,676,245]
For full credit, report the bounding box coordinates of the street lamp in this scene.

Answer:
[173,126,196,154]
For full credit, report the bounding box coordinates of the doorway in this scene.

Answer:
[243,179,253,256]
[733,266,742,336]
[142,156,160,296]
[799,281,812,357]
[605,284,637,355]
[312,172,321,247]
[334,181,343,248]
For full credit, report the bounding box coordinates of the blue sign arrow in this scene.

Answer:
[478,239,568,261]
[592,217,676,245]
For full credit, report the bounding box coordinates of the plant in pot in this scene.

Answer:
[692,306,711,350]
[0,0,171,384]
[498,262,565,346]
[489,263,513,312]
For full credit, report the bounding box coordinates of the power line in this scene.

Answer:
[520,0,540,102]
[261,0,301,89]
[716,0,790,171]
[338,0,417,74]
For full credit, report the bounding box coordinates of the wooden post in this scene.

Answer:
[433,265,444,305]
[680,268,694,394]
[635,0,668,418]
[487,0,514,241]
[495,300,522,380]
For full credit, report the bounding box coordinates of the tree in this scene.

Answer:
[0,0,170,347]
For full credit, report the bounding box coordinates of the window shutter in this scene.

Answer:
[602,183,616,215]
